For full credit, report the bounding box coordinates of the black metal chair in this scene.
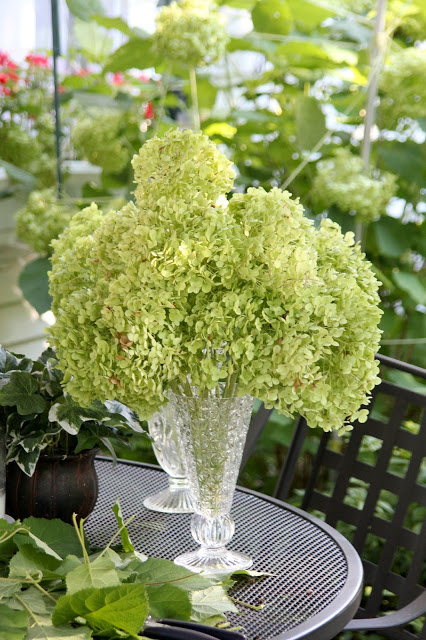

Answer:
[242,354,426,640]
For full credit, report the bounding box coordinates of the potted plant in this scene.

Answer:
[48,128,382,572]
[0,345,144,523]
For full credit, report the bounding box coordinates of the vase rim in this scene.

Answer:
[38,447,100,461]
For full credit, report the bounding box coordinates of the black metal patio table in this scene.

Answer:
[85,458,363,640]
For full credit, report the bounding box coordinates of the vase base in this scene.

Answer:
[174,547,253,575]
[143,487,194,514]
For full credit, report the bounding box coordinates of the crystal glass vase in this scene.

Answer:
[143,403,193,513]
[171,392,254,574]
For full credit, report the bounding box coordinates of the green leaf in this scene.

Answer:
[0,372,45,415]
[125,557,213,591]
[66,0,105,21]
[48,396,106,436]
[18,257,52,315]
[0,577,23,598]
[0,520,20,562]
[190,585,239,622]
[26,615,92,639]
[9,545,62,579]
[146,584,191,620]
[0,348,33,375]
[251,0,293,35]
[111,499,134,554]
[295,95,326,150]
[74,19,114,63]
[392,272,426,306]
[92,15,145,38]
[0,160,36,188]
[65,555,121,594]
[373,217,413,258]
[17,518,84,559]
[52,583,149,636]
[0,603,28,640]
[11,587,50,615]
[286,0,334,31]
[377,142,425,185]
[103,38,157,73]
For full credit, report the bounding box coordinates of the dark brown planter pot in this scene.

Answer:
[6,448,99,524]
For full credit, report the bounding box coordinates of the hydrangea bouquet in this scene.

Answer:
[49,128,382,572]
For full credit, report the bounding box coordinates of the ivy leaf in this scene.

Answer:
[146,584,191,620]
[65,555,122,594]
[52,583,149,636]
[104,401,144,432]
[48,396,106,435]
[18,257,52,316]
[252,0,293,35]
[0,603,28,640]
[0,372,45,415]
[0,348,33,374]
[190,586,239,622]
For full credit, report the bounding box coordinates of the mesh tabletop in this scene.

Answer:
[85,459,362,640]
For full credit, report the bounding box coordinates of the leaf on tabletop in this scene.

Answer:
[0,372,45,415]
[0,577,23,598]
[126,557,214,591]
[10,586,51,615]
[17,518,84,559]
[0,603,28,640]
[18,257,52,316]
[52,583,149,636]
[146,584,191,620]
[26,614,92,639]
[9,546,62,580]
[232,569,276,577]
[251,0,293,36]
[55,555,83,577]
[112,499,135,554]
[65,555,122,594]
[190,586,239,622]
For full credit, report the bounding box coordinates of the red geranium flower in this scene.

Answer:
[139,73,150,83]
[112,72,125,86]
[144,102,154,119]
[0,72,8,83]
[26,53,50,67]
[0,86,11,95]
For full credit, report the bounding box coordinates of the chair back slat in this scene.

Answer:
[271,355,426,639]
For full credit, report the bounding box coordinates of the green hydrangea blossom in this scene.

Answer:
[15,189,78,255]
[152,0,229,67]
[379,47,426,126]
[71,109,131,174]
[49,129,382,433]
[312,148,396,222]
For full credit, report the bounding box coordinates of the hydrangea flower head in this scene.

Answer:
[312,148,396,222]
[49,129,382,433]
[152,0,229,67]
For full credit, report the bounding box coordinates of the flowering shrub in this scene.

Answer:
[379,47,426,125]
[312,148,397,222]
[152,0,229,67]
[0,50,56,187]
[15,189,78,255]
[49,129,382,434]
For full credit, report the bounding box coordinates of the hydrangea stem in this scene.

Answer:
[189,66,200,131]
[356,0,388,246]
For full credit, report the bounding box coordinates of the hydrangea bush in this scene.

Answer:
[152,0,229,67]
[16,188,78,255]
[49,129,382,434]
[312,148,396,222]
